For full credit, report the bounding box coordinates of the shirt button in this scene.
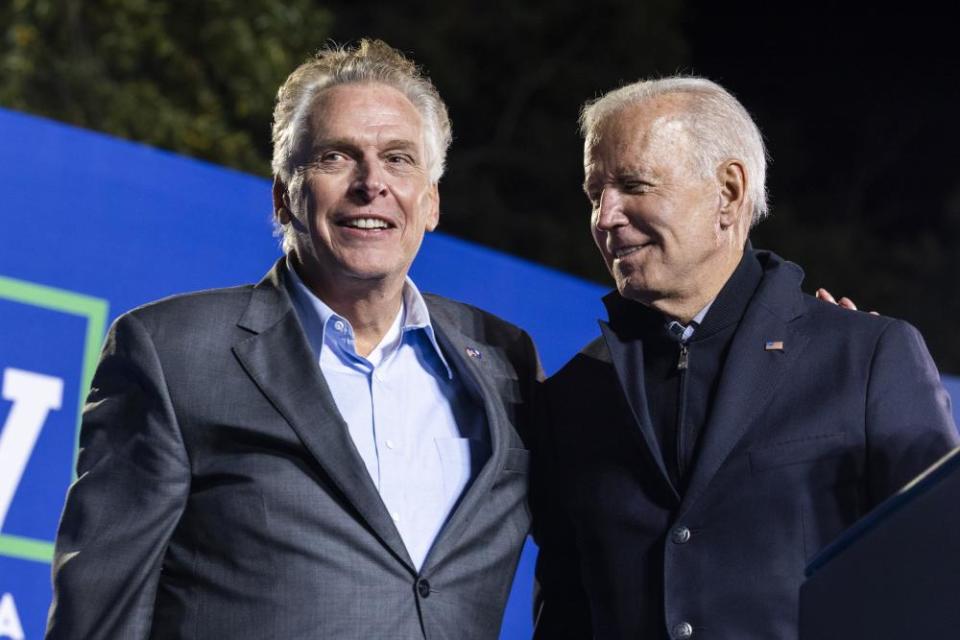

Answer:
[417,579,431,598]
[671,526,692,544]
[672,621,693,639]
[386,439,395,449]
[334,320,345,332]
[391,511,400,522]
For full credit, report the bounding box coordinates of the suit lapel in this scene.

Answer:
[419,310,509,571]
[231,264,415,571]
[679,260,810,515]
[600,321,681,502]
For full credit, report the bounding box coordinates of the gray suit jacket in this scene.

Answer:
[46,261,540,639]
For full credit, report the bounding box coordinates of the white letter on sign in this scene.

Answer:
[0,368,64,531]
[0,592,25,640]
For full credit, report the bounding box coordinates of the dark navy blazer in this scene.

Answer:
[532,250,959,640]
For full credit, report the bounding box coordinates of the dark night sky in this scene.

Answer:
[682,3,960,368]
[686,3,960,230]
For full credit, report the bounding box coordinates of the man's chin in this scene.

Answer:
[327,252,406,283]
[614,276,659,307]
[340,262,408,285]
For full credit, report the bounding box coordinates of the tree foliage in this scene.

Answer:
[1,0,333,174]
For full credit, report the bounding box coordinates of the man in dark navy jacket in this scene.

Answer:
[531,77,959,639]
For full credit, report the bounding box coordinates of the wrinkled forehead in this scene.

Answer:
[317,82,422,128]
[584,99,697,172]
[296,82,427,154]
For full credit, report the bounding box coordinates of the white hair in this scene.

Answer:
[580,76,770,226]
[271,39,452,252]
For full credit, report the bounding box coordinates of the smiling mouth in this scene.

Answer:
[613,244,650,259]
[337,216,394,230]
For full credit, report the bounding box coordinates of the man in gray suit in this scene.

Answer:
[46,40,539,639]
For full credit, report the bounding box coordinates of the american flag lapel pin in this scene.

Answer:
[764,340,785,352]
[465,347,482,360]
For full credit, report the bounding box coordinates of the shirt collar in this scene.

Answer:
[604,248,761,343]
[397,276,453,379]
[665,299,714,343]
[603,287,713,342]
[284,258,453,378]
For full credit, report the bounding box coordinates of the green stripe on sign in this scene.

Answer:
[0,532,55,563]
[0,274,109,478]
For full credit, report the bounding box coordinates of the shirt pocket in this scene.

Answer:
[435,437,486,498]
[749,432,847,473]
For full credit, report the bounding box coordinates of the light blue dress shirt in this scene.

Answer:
[285,263,488,570]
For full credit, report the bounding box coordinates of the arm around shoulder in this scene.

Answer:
[865,318,959,503]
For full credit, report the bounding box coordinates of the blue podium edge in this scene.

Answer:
[805,445,960,577]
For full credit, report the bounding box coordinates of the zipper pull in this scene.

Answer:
[677,343,689,370]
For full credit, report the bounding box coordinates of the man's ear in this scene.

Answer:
[425,184,440,232]
[717,160,747,230]
[273,176,292,224]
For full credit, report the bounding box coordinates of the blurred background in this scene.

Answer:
[2,0,958,372]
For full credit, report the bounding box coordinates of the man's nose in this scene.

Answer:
[594,188,626,230]
[350,159,388,202]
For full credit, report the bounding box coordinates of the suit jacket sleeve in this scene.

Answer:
[865,318,958,503]
[517,328,545,444]
[46,312,191,639]
[530,386,593,639]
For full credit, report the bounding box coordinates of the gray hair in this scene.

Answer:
[580,76,769,226]
[271,39,452,251]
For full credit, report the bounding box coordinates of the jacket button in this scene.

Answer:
[417,579,431,598]
[671,526,692,544]
[672,621,693,639]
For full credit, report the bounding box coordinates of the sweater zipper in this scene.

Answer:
[676,342,689,480]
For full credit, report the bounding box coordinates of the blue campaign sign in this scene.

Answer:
[0,277,107,640]
[1,106,958,639]
[0,557,49,640]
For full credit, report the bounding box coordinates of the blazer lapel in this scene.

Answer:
[231,264,415,571]
[600,321,681,502]
[679,261,810,515]
[419,312,509,571]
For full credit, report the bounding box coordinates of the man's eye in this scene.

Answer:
[385,153,415,165]
[622,181,649,193]
[319,151,346,163]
